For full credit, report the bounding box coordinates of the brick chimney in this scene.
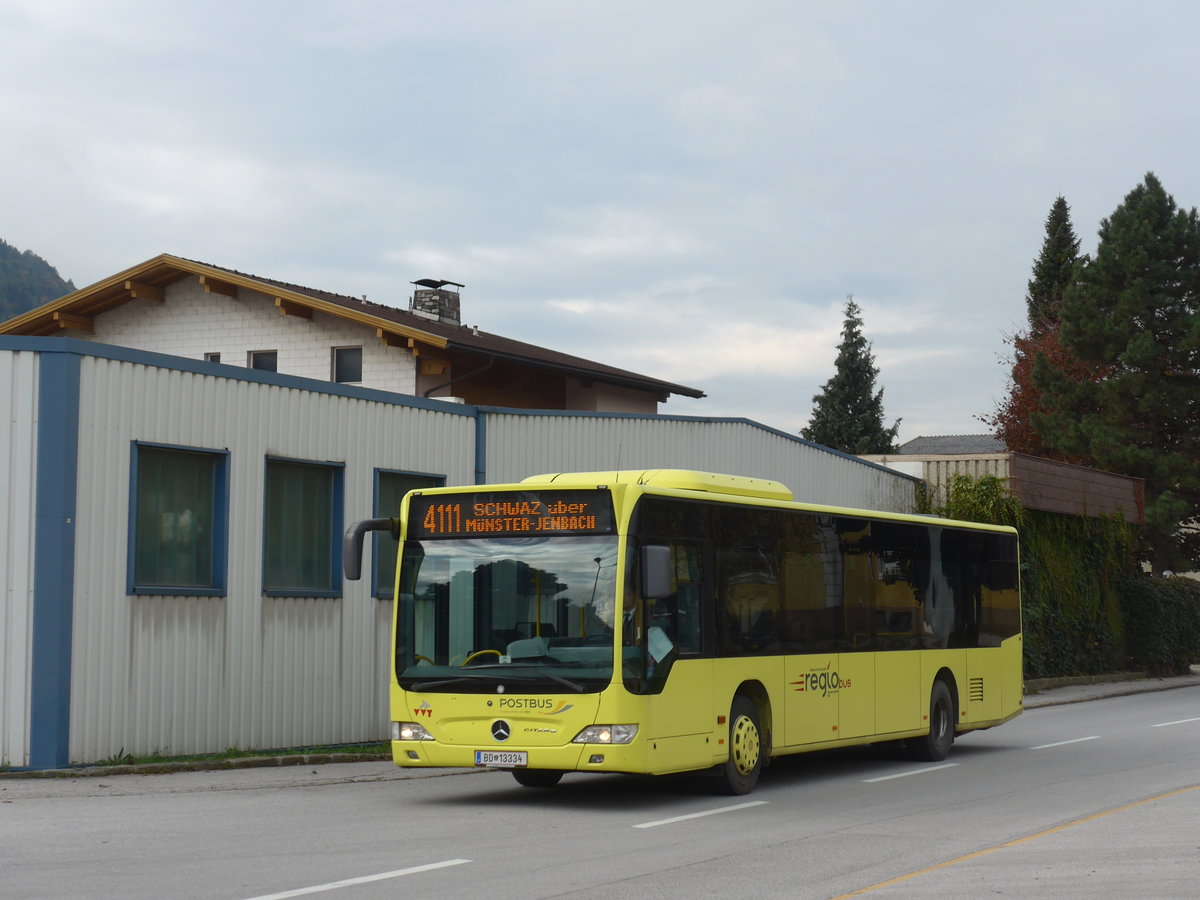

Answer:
[409,279,464,325]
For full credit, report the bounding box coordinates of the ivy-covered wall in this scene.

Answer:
[1119,575,1200,676]
[1020,511,1133,677]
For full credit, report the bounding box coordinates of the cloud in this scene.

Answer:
[7,1,1200,447]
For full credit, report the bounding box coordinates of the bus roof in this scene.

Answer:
[515,469,1016,535]
[520,469,794,502]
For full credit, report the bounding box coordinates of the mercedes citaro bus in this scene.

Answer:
[344,470,1022,794]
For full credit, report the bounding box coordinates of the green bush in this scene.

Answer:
[1118,576,1200,676]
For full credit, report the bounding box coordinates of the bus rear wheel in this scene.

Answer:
[715,695,763,795]
[908,680,954,762]
[512,769,563,788]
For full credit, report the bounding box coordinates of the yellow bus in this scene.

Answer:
[344,469,1022,794]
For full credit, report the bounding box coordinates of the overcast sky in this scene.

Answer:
[4,1,1199,442]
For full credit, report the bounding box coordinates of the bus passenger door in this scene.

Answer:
[646,658,713,739]
[642,548,713,768]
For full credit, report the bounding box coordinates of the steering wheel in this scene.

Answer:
[413,654,434,665]
[461,649,502,666]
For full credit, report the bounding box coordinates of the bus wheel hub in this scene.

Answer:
[731,714,760,775]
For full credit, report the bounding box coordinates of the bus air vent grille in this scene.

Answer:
[969,677,985,703]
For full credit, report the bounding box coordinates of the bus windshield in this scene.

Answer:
[396,535,620,692]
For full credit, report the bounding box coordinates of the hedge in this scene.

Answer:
[1118,575,1200,676]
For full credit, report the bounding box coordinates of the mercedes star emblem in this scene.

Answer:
[491,720,511,742]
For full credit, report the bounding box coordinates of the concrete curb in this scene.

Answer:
[1023,670,1200,709]
[0,753,390,780]
[1024,672,1147,693]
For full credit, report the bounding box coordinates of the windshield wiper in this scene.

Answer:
[409,670,587,693]
[543,673,586,693]
[408,677,488,690]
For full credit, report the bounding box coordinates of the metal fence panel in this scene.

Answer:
[0,350,38,766]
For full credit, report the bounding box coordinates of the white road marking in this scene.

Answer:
[862,763,957,783]
[632,800,768,829]
[1029,735,1100,750]
[240,859,471,900]
[1153,716,1200,728]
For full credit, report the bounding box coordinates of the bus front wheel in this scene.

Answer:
[512,769,563,788]
[715,695,763,795]
[908,680,954,762]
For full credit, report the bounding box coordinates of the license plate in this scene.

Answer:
[475,750,528,768]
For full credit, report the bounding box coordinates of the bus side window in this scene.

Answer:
[657,543,702,655]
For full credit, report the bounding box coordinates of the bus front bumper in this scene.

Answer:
[392,739,648,774]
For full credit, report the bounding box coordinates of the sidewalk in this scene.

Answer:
[1023,665,1200,709]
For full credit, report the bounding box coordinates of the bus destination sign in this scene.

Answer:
[408,490,615,538]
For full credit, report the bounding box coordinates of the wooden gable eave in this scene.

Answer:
[0,253,191,336]
[0,252,452,352]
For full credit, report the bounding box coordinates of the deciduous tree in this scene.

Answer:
[984,197,1091,459]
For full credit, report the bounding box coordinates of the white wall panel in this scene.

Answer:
[0,350,38,766]
[69,355,475,762]
[482,413,917,513]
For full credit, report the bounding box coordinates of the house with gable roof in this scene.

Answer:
[0,253,703,412]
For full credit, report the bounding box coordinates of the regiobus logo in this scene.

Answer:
[791,663,851,697]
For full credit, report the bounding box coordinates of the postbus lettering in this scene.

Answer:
[499,698,555,710]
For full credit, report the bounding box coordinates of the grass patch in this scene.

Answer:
[93,742,389,767]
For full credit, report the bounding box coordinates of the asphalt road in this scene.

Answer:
[3,685,1199,899]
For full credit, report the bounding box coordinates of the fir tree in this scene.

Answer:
[1026,196,1081,337]
[1033,173,1200,572]
[801,296,900,455]
[984,196,1090,458]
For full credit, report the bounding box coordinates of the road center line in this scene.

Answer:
[240,859,472,900]
[632,800,768,829]
[1029,735,1100,750]
[863,763,957,783]
[829,784,1200,899]
[1153,716,1200,727]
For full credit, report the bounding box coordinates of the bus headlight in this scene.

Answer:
[392,721,435,741]
[572,724,638,744]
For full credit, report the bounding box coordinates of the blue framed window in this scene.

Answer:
[128,443,229,596]
[263,457,344,596]
[373,469,445,597]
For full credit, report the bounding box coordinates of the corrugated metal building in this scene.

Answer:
[1,337,918,769]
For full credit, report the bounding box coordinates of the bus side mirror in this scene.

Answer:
[343,518,400,581]
[640,545,673,599]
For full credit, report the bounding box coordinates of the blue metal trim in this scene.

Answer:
[475,411,487,485]
[130,587,226,597]
[371,468,447,598]
[0,337,476,417]
[0,338,915,482]
[126,442,230,596]
[29,352,81,769]
[262,589,343,599]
